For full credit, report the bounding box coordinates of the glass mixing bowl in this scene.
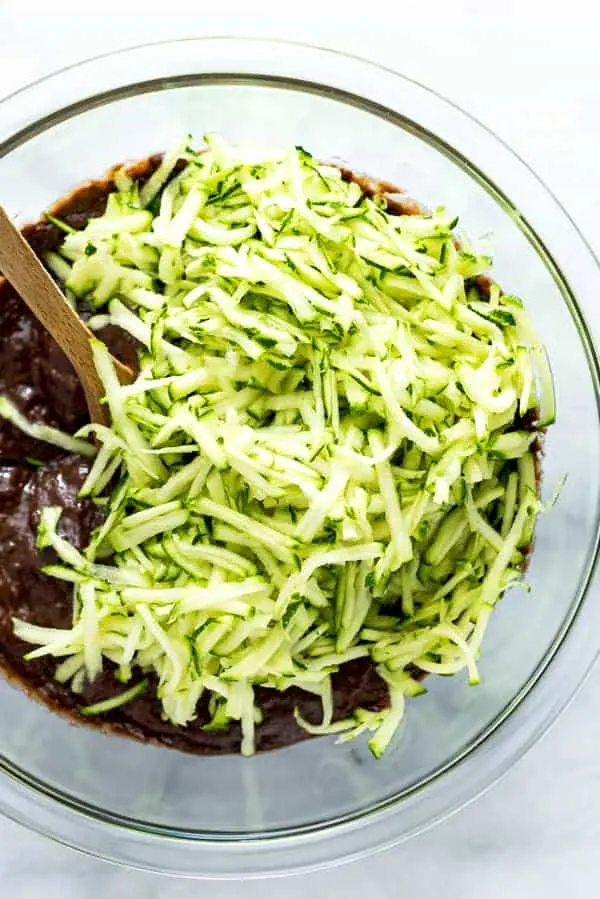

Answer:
[0,37,599,879]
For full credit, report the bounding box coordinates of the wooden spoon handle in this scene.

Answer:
[0,205,133,426]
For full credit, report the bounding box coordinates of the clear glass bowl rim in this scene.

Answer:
[0,35,599,880]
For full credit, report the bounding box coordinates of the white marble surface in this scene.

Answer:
[0,1,599,894]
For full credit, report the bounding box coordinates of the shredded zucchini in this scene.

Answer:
[0,397,95,457]
[11,137,554,757]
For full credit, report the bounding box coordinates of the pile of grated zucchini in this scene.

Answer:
[12,137,554,757]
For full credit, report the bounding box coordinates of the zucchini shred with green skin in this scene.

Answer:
[10,136,555,758]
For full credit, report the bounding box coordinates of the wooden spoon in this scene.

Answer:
[0,205,134,427]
